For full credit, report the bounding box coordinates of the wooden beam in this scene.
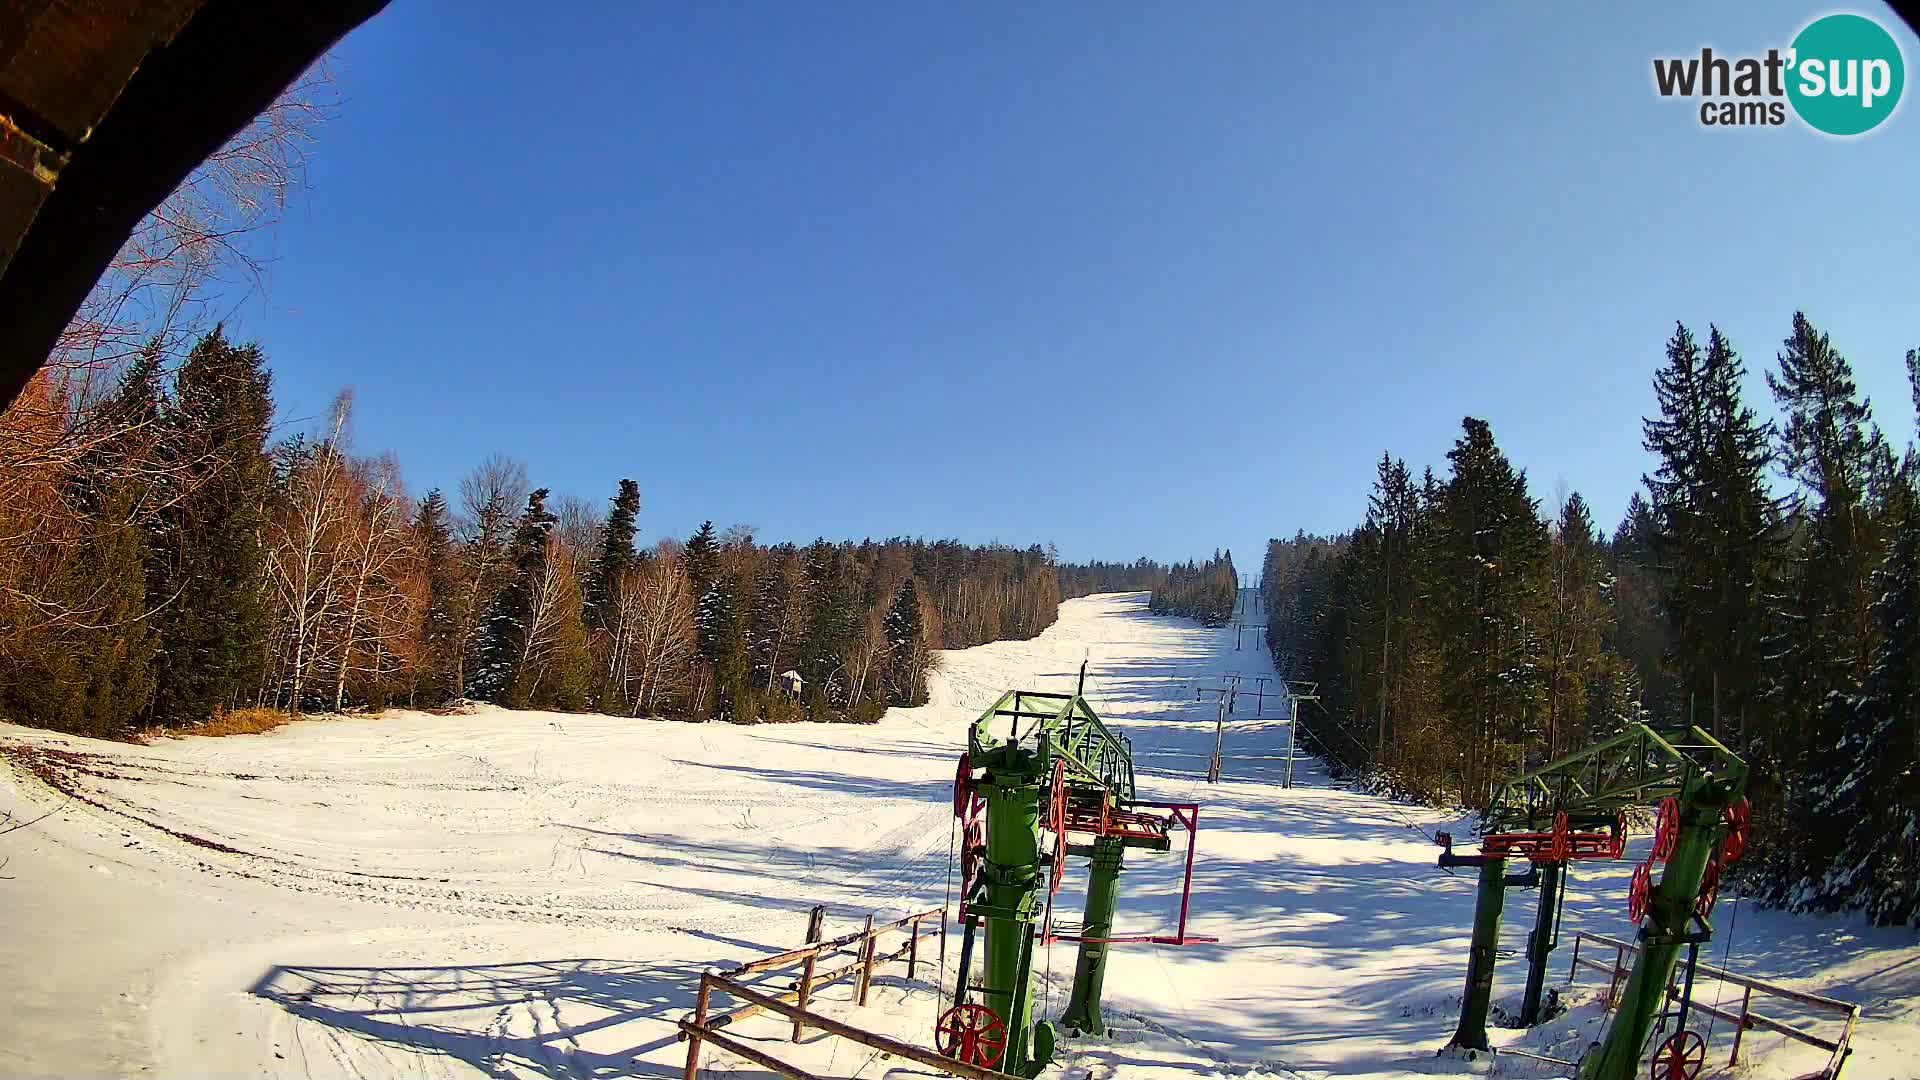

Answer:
[679,1022,826,1080]
[710,976,1025,1080]
[0,0,390,412]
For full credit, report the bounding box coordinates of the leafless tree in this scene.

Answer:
[624,555,697,716]
[450,454,528,697]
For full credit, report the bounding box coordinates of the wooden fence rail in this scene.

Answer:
[682,904,978,1080]
[1566,930,1860,1078]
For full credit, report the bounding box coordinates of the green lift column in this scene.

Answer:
[1449,856,1509,1052]
[1060,834,1126,1035]
[1518,862,1565,1027]
[980,771,1056,1077]
[1577,801,1723,1080]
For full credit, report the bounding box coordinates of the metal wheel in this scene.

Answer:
[936,1002,1008,1068]
[1652,798,1681,863]
[1722,798,1750,864]
[1648,1029,1706,1080]
[1628,861,1653,923]
[1609,811,1629,859]
[953,752,975,818]
[1048,760,1067,834]
[1695,857,1721,918]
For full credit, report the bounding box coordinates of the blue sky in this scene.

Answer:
[244,2,1920,569]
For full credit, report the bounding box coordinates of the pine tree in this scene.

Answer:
[1544,493,1611,759]
[413,489,459,705]
[1823,456,1920,923]
[749,549,807,691]
[584,479,640,631]
[1765,312,1887,906]
[684,520,721,599]
[884,577,927,705]
[1431,417,1550,798]
[1816,350,1920,922]
[470,489,556,702]
[146,327,274,726]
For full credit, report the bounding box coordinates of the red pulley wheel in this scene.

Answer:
[953,752,974,818]
[1628,862,1653,923]
[1722,798,1751,864]
[1049,760,1067,834]
[1695,857,1722,918]
[936,1003,1008,1069]
[1648,1029,1706,1080]
[1609,811,1629,859]
[1652,798,1681,864]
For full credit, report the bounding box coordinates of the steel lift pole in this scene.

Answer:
[1059,834,1125,1034]
[1518,861,1566,1028]
[1449,855,1510,1051]
[976,762,1052,1076]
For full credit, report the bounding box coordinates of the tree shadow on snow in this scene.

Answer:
[251,958,703,1078]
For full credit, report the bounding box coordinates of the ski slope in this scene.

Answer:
[1,593,1916,1079]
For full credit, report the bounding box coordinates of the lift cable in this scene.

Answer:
[1303,697,1447,848]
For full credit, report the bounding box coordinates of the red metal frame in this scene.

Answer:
[1043,801,1218,946]
[1479,810,1627,864]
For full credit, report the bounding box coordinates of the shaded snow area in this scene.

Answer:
[3,593,1918,1079]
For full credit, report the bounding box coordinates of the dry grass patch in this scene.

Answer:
[138,707,295,742]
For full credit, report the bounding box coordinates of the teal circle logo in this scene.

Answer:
[1787,13,1905,135]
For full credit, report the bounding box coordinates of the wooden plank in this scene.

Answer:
[681,1022,826,1080]
[1574,933,1857,1015]
[683,973,713,1080]
[683,938,915,1041]
[712,976,1026,1080]
[721,907,939,978]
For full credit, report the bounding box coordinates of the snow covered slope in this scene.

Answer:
[1,593,1915,1079]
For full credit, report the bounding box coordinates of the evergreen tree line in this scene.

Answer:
[1060,553,1240,626]
[0,328,1088,734]
[1146,552,1239,625]
[1263,312,1920,925]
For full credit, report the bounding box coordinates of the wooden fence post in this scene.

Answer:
[908,913,922,981]
[856,914,877,1006]
[684,972,713,1080]
[1567,934,1582,984]
[1730,986,1754,1065]
[1606,943,1626,1006]
[791,905,827,1042]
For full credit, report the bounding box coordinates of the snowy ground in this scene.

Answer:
[2,593,1917,1079]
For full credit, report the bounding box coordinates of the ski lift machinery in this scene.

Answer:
[942,669,1213,1077]
[1435,723,1750,1080]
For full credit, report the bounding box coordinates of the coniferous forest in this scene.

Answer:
[1263,316,1920,925]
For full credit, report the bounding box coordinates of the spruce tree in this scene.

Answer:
[146,327,274,726]
[884,577,926,705]
[684,520,721,599]
[470,489,556,702]
[414,489,459,705]
[1764,312,1886,905]
[1431,417,1550,797]
[585,479,640,631]
[1822,459,1920,922]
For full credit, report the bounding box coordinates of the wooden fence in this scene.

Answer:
[680,904,1008,1080]
[1566,930,1860,1078]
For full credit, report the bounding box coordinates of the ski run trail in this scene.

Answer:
[3,593,1918,1080]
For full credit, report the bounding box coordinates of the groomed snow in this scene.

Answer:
[1,593,1915,1079]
